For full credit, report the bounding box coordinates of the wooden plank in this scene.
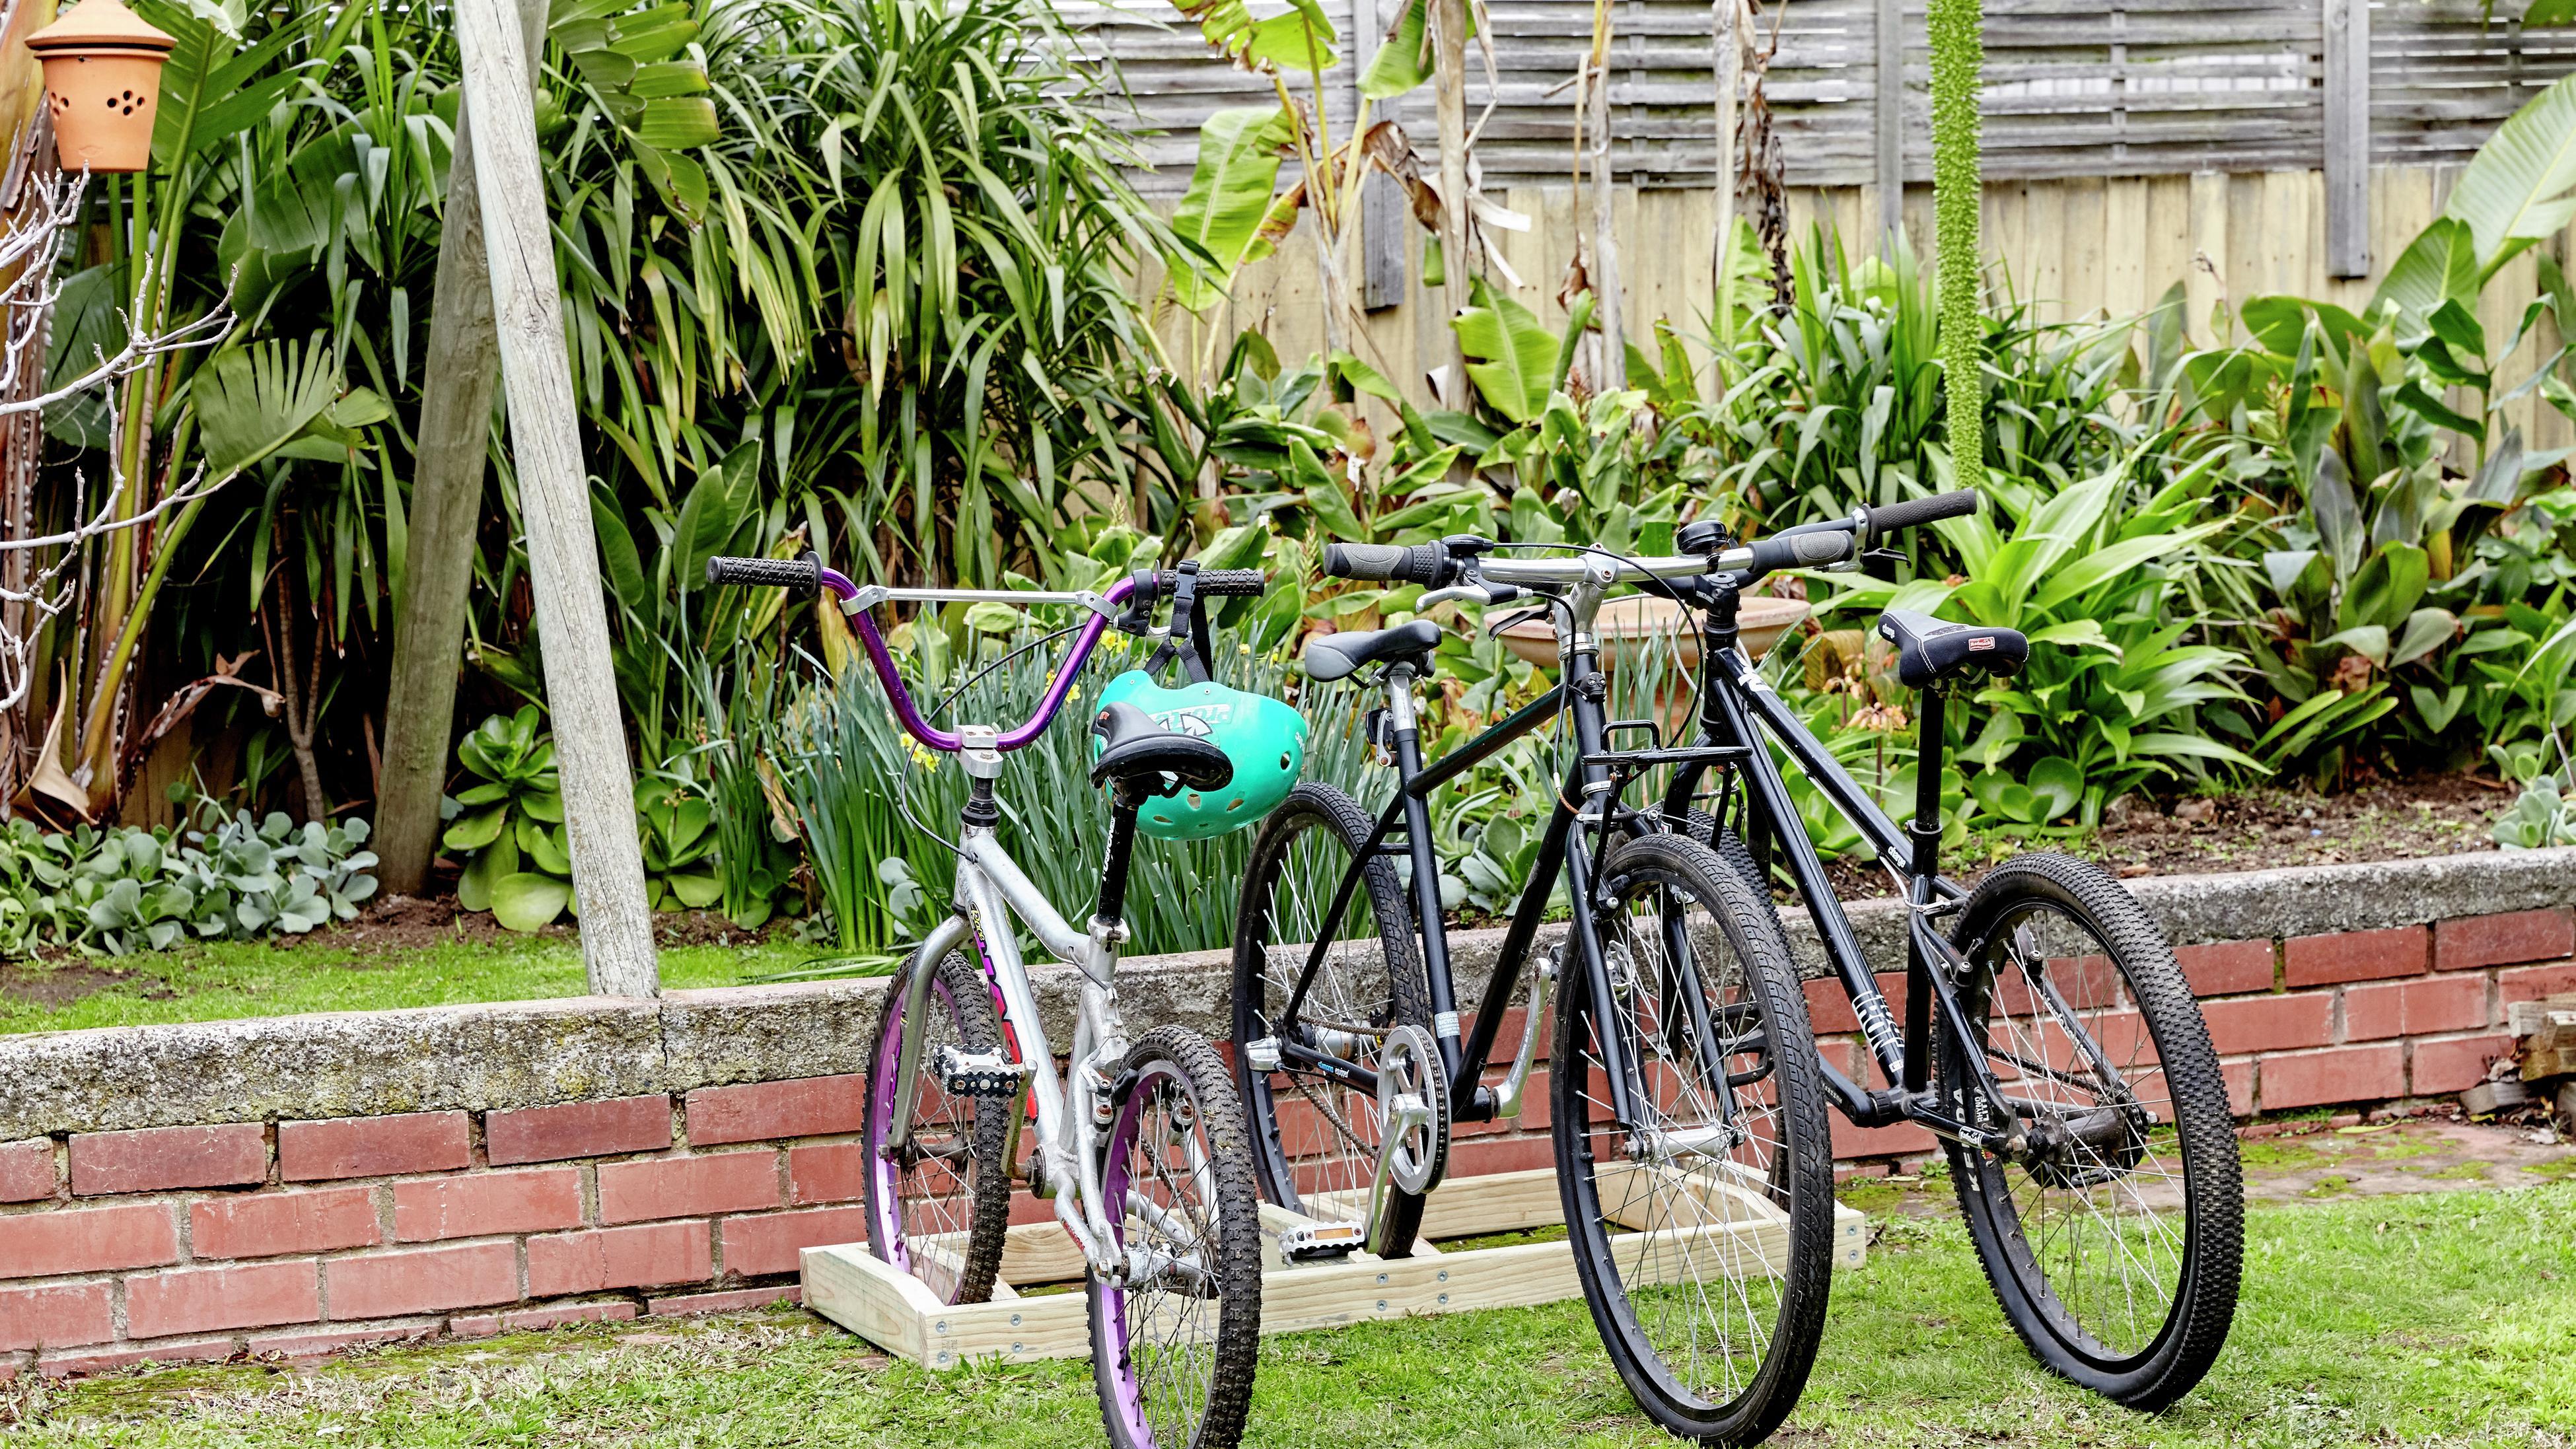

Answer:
[2324,0,2370,277]
[1874,0,1902,239]
[454,0,659,996]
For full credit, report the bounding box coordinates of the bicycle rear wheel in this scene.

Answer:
[1089,1026,1264,1449]
[1555,833,1834,1444]
[1940,852,2242,1409]
[862,948,1011,1305]
[1231,782,1432,1255]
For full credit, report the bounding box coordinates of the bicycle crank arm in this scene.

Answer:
[1361,1089,1434,1256]
[1487,949,1556,1120]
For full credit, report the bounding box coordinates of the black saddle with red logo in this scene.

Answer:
[1876,608,2028,689]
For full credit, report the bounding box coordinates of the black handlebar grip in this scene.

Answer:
[1866,489,1981,539]
[1181,569,1269,597]
[705,555,820,593]
[1318,542,1452,586]
[1747,530,1857,575]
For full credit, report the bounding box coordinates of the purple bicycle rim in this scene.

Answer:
[1096,1066,1163,1448]
[867,977,962,1298]
[818,565,1137,756]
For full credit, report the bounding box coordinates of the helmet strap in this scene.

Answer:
[1145,559,1217,686]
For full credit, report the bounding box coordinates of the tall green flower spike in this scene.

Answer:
[1928,0,1984,492]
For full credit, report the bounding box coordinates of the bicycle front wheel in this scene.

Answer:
[861,948,1011,1306]
[1555,833,1835,1444]
[1089,1026,1265,1449]
[1231,781,1433,1255]
[1940,851,2242,1409]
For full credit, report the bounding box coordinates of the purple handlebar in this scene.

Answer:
[816,567,1132,754]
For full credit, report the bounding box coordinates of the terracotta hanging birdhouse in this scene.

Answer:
[26,0,177,174]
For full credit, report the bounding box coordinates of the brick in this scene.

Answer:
[39,1336,234,1377]
[2342,974,2489,1043]
[279,1112,470,1182]
[1802,977,1857,1035]
[2223,1058,2256,1117]
[647,1285,801,1317]
[127,1260,320,1339]
[68,1123,267,1197]
[2410,1034,2517,1095]
[192,1187,381,1260]
[2178,940,2276,998]
[2282,927,2427,988]
[1831,1116,1938,1160]
[485,1097,673,1166]
[248,1323,437,1359]
[393,1168,583,1242]
[0,1202,178,1277]
[527,1221,711,1296]
[0,1283,114,1351]
[448,1313,505,1338]
[596,1152,781,1224]
[0,1139,58,1203]
[2201,992,2334,1055]
[324,1242,519,1319]
[2499,961,2576,1005]
[719,1208,870,1277]
[787,1143,870,1205]
[504,1301,641,1332]
[682,1077,870,1147]
[2257,1043,2406,1111]
[2434,909,2576,972]
[1441,1135,1556,1179]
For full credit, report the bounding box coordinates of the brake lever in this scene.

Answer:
[1418,580,1525,610]
[1487,606,1548,638]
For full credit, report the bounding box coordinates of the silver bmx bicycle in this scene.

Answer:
[707,553,1270,1449]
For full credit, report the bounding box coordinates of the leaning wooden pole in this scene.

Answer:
[376,0,548,897]
[453,0,659,996]
[1432,0,1472,396]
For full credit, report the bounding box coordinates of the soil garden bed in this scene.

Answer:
[1822,770,2503,901]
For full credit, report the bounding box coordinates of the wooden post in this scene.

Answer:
[1584,17,1625,382]
[1433,0,1472,393]
[1713,0,1740,338]
[454,0,659,997]
[1354,0,1405,310]
[2324,0,2370,278]
[1875,0,1903,244]
[376,0,548,896]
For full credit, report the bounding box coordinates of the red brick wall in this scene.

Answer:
[0,1080,880,1378]
[2,906,2567,1380]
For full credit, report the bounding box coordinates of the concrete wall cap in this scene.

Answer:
[0,845,2565,1138]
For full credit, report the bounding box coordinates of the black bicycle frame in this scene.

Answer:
[1658,582,2021,1147]
[1272,641,1679,1130]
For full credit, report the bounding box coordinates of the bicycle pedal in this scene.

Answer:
[1277,1220,1363,1261]
[935,1045,1028,1098]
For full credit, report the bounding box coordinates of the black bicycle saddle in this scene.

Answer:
[1300,619,1442,682]
[1877,608,2028,689]
[1088,702,1233,793]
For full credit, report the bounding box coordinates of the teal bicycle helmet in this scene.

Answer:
[1092,669,1306,839]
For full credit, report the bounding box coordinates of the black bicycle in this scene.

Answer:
[1236,491,2242,1441]
[1234,532,1853,1442]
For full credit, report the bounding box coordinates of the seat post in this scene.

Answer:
[1093,791,1144,929]
[1910,686,1945,882]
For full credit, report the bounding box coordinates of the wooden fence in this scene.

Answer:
[1141,161,2576,454]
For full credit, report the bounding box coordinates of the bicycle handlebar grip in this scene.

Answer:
[1866,489,1980,538]
[1746,530,1857,575]
[1182,569,1269,597]
[705,555,820,593]
[1318,542,1452,586]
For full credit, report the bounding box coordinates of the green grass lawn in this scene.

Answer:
[10,1184,2572,1446]
[0,937,828,1036]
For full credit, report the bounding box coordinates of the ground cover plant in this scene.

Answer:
[6,1182,2569,1446]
